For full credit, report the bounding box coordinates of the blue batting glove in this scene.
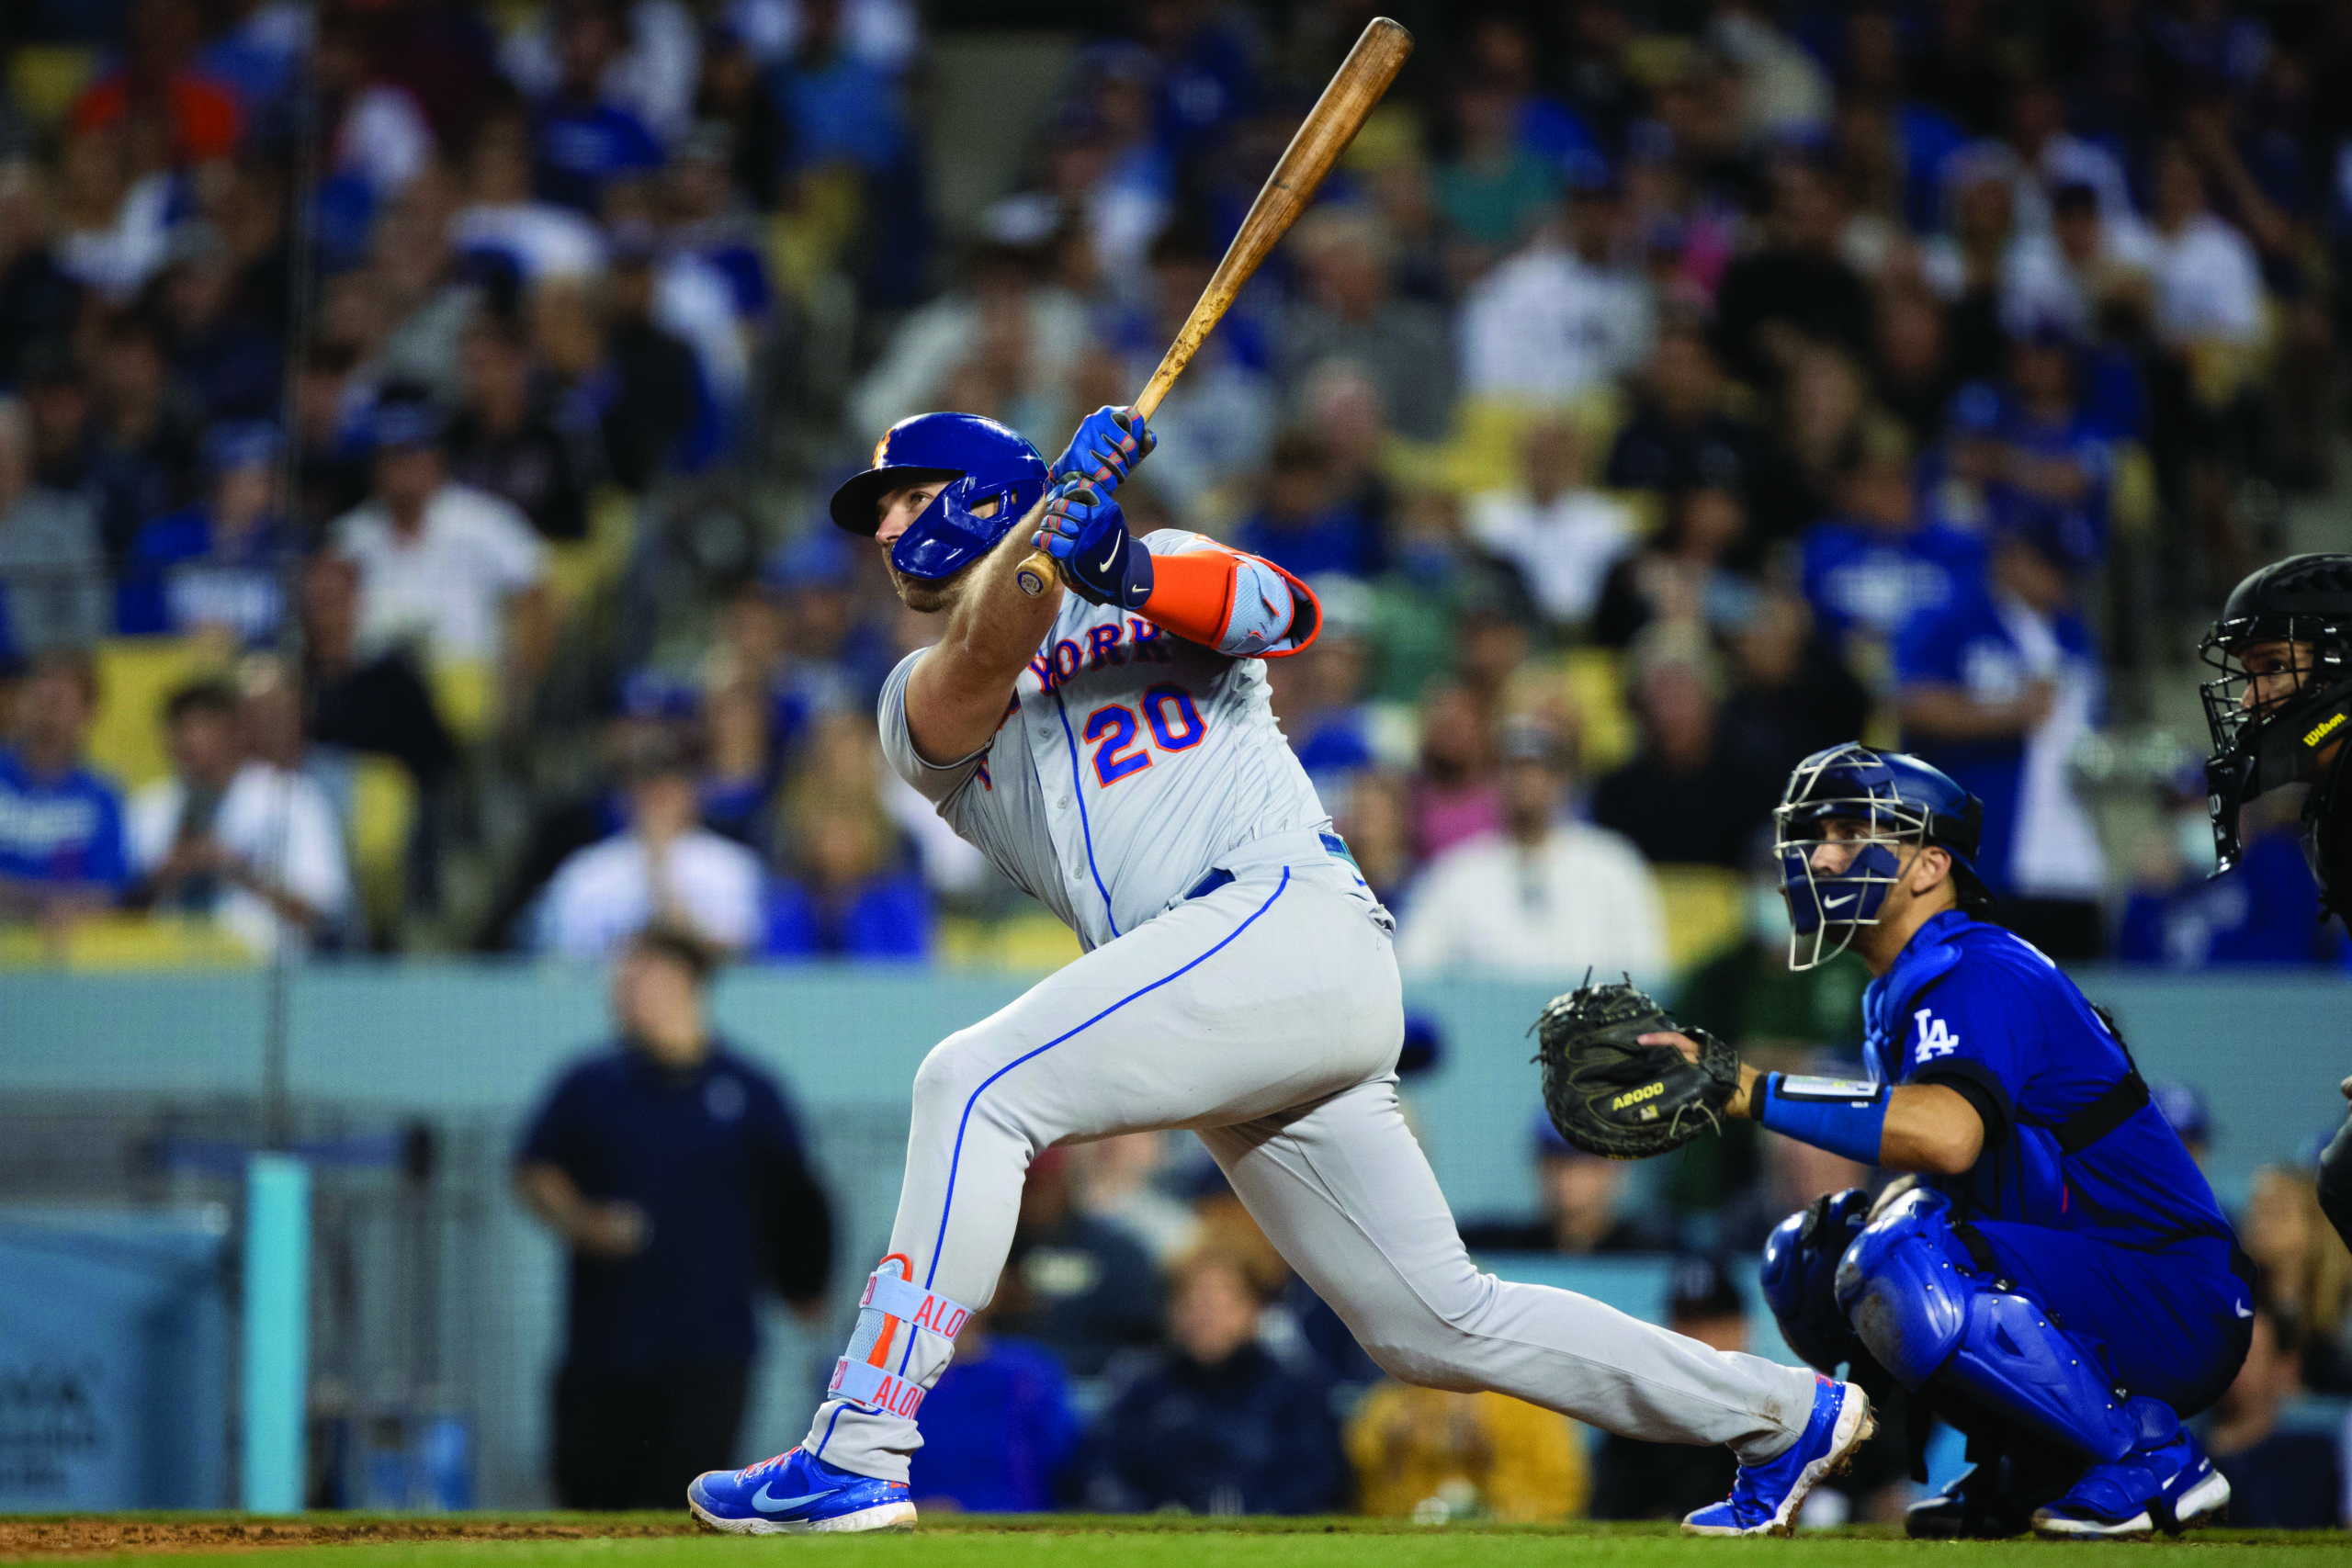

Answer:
[1032,480,1154,608]
[1049,405,1156,493]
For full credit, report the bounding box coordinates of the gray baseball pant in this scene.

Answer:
[801,852,1817,1482]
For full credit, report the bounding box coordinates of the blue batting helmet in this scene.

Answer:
[1772,742,1992,970]
[829,412,1049,582]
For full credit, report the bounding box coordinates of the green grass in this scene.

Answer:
[8,1516,2352,1568]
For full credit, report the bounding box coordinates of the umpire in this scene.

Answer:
[516,924,835,1508]
[2198,555,2352,1251]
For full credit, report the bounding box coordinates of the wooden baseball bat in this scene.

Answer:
[1014,16,1415,598]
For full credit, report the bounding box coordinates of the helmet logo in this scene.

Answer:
[2306,711,2348,750]
[873,432,891,468]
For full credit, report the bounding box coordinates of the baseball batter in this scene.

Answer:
[686,407,1868,1536]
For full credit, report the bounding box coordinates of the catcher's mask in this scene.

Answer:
[2198,554,2352,874]
[1773,743,1993,971]
[829,411,1049,582]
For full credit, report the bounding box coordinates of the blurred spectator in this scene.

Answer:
[67,0,243,170]
[300,553,455,798]
[759,0,912,178]
[1590,637,1777,870]
[1396,717,1666,981]
[851,240,1086,446]
[1714,589,1871,782]
[1347,1378,1589,1522]
[1459,1115,1664,1255]
[1278,208,1453,443]
[696,674,772,848]
[992,1147,1160,1379]
[0,398,107,657]
[905,1308,1078,1515]
[1465,419,1633,629]
[453,107,609,283]
[1589,1257,1746,1519]
[2146,141,2266,360]
[330,400,554,694]
[1367,492,1534,704]
[1712,161,1871,388]
[313,12,436,211]
[87,310,198,560]
[2149,1081,2215,1168]
[0,164,76,395]
[1800,423,1981,651]
[447,310,599,543]
[2119,791,2345,968]
[1232,430,1379,581]
[1997,331,2110,568]
[1606,324,1809,547]
[126,675,347,955]
[515,924,834,1509]
[539,733,764,959]
[761,799,930,959]
[2001,180,2156,344]
[117,421,291,646]
[1101,222,1275,525]
[761,530,893,716]
[1894,525,2106,958]
[1078,1245,1346,1516]
[2243,1166,2352,1393]
[2209,1300,2341,1529]
[155,222,283,423]
[531,0,668,218]
[1459,170,1652,406]
[0,650,129,925]
[1590,483,1756,649]
[594,239,707,485]
[52,126,174,307]
[1069,1132,1199,1267]
[1433,74,1561,269]
[1400,678,1499,862]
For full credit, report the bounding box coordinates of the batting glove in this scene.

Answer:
[1033,480,1154,608]
[1049,405,1156,493]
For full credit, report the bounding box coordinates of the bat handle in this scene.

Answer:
[1017,389,1166,599]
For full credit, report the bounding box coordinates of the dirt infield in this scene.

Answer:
[0,1517,699,1558]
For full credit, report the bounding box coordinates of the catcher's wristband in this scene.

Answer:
[1756,1073,1890,1168]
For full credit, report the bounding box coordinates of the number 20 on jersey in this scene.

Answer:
[1083,682,1206,786]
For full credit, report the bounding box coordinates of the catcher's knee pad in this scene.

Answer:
[1836,1190,2139,1463]
[1760,1188,1871,1375]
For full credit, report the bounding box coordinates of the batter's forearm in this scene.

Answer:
[905,499,1061,763]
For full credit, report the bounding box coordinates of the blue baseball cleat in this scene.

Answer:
[2030,1400,2230,1540]
[687,1446,915,1534]
[1682,1375,1877,1537]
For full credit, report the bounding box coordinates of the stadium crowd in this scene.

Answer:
[0,0,2345,1525]
[0,0,2346,969]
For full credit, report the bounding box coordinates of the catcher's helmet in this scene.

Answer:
[829,412,1049,582]
[2198,554,2352,874]
[1773,743,1992,970]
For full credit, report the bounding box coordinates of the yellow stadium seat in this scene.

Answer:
[2109,441,2156,541]
[1653,863,1746,975]
[936,911,1081,973]
[0,914,253,970]
[1560,647,1635,777]
[6,47,97,127]
[431,658,495,745]
[348,755,417,941]
[543,486,639,614]
[88,637,229,791]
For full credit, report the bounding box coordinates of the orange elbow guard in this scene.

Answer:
[1140,549,1319,658]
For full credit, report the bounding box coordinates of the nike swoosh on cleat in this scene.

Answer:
[752,1484,841,1513]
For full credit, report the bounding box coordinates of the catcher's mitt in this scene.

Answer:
[1532,975,1740,1160]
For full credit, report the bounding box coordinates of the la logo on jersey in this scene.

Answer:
[1913,1008,1961,1064]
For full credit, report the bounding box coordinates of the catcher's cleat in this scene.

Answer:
[1681,1375,1875,1537]
[2030,1420,2229,1540]
[1904,1462,2038,1540]
[688,1446,915,1534]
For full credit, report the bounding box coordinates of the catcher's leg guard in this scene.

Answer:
[1759,1190,1871,1375]
[1834,1189,2137,1464]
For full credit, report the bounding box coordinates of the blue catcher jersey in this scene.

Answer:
[1861,909,2236,1251]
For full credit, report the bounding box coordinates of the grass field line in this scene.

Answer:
[4,1517,2350,1565]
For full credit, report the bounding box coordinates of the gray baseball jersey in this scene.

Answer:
[795,529,1819,1489]
[880,530,1334,950]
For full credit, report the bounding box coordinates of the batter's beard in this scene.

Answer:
[887,558,969,615]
